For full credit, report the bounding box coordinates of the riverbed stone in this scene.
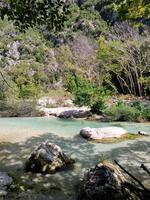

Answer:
[25,141,75,173]
[138,131,149,136]
[78,161,139,200]
[0,172,13,197]
[80,127,127,140]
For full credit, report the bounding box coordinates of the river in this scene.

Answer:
[0,117,150,199]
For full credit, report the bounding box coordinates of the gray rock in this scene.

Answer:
[25,141,75,173]
[39,106,90,118]
[80,127,127,140]
[0,190,7,196]
[5,58,20,69]
[78,161,139,200]
[59,110,91,119]
[6,41,20,60]
[0,172,13,197]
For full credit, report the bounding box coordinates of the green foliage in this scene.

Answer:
[105,100,150,121]
[105,101,140,121]
[0,0,150,112]
[65,71,109,113]
[114,0,150,21]
[65,71,94,106]
[63,2,109,37]
[32,46,49,64]
[10,61,48,98]
[74,87,93,107]
[98,33,150,96]
[90,96,107,114]
[0,0,70,32]
[0,99,40,117]
[64,4,80,28]
[131,101,150,121]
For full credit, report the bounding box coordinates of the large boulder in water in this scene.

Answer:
[78,161,139,200]
[59,109,91,119]
[0,172,13,197]
[25,141,75,173]
[80,127,127,140]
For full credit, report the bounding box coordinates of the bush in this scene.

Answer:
[105,101,140,121]
[65,71,96,106]
[74,86,94,106]
[65,71,110,112]
[131,101,150,121]
[0,99,40,117]
[10,61,48,98]
[91,97,106,114]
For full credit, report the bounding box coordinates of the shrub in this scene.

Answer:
[0,99,40,117]
[98,27,150,97]
[91,97,107,114]
[131,101,150,121]
[105,101,140,121]
[10,61,48,98]
[74,86,94,106]
[65,71,110,112]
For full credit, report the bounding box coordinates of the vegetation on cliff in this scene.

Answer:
[0,0,150,119]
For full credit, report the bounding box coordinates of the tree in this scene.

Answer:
[0,0,70,32]
[0,0,70,94]
[98,22,150,96]
[114,0,150,23]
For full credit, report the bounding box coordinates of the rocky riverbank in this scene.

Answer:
[0,117,150,199]
[0,95,149,123]
[39,106,92,119]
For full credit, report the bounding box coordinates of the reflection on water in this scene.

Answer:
[0,117,150,199]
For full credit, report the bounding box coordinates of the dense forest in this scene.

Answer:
[0,0,150,120]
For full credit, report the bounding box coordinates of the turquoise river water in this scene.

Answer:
[0,117,149,199]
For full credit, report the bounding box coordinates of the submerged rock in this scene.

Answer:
[0,172,13,197]
[80,127,127,140]
[78,161,139,200]
[25,141,75,173]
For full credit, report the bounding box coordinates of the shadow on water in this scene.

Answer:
[0,132,150,199]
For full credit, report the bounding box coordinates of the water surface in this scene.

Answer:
[0,117,150,142]
[0,117,149,199]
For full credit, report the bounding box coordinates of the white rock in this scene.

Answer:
[63,99,74,106]
[80,127,127,140]
[6,41,20,60]
[138,131,148,136]
[37,96,57,107]
[39,106,90,118]
[0,190,7,196]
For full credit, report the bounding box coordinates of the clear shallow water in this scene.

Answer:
[0,117,150,140]
[0,117,150,199]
